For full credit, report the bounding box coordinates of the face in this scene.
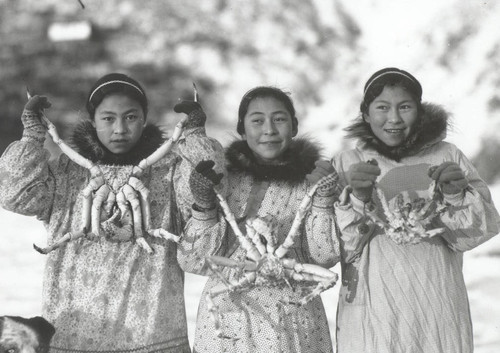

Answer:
[364,85,419,147]
[242,97,295,163]
[93,94,146,154]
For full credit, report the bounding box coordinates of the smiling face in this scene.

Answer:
[364,84,419,147]
[242,97,296,163]
[93,94,146,154]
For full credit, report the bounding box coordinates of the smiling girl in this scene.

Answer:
[178,86,341,352]
[332,67,500,353]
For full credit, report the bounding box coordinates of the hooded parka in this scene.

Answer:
[332,103,500,353]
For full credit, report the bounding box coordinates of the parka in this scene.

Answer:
[332,103,500,353]
[178,138,341,353]
[0,112,224,352]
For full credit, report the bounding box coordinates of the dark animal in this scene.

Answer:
[0,316,55,353]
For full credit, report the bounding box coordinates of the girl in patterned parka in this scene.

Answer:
[178,86,341,353]
[0,73,225,352]
[332,67,500,353]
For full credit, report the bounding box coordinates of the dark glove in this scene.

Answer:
[25,95,51,113]
[347,159,381,203]
[306,160,339,196]
[174,100,207,130]
[189,160,224,210]
[428,162,468,195]
[22,95,51,141]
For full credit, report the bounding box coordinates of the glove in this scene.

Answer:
[189,160,224,210]
[347,159,381,203]
[22,95,51,142]
[306,160,339,196]
[428,162,468,195]
[174,100,207,130]
[25,95,51,113]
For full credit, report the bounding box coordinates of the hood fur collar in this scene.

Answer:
[226,138,320,184]
[344,102,450,161]
[70,120,164,165]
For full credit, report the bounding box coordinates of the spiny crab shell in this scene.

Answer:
[367,181,448,245]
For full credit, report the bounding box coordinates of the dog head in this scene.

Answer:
[0,316,55,353]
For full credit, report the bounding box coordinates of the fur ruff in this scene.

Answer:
[344,102,450,161]
[225,138,321,184]
[70,120,164,165]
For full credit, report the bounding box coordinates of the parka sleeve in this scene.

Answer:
[303,175,341,268]
[331,154,376,263]
[177,206,229,275]
[174,126,229,274]
[437,148,500,252]
[0,117,56,221]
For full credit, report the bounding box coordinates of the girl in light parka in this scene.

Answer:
[332,67,500,353]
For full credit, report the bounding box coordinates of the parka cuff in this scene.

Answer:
[21,110,46,146]
[312,193,335,211]
[191,205,219,227]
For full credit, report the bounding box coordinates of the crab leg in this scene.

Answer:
[128,177,180,242]
[90,185,110,237]
[33,228,89,254]
[214,190,261,262]
[123,184,154,254]
[132,115,189,176]
[245,222,266,255]
[275,172,339,258]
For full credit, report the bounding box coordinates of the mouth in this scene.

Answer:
[111,139,129,144]
[384,128,406,134]
[259,141,282,145]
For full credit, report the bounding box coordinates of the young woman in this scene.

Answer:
[178,86,341,353]
[332,67,500,353]
[0,73,224,352]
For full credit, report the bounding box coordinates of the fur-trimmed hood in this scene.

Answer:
[344,102,450,161]
[225,138,321,184]
[70,120,164,165]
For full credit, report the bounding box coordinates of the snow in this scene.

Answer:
[1,186,499,351]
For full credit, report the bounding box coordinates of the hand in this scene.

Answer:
[347,159,381,202]
[428,162,468,195]
[189,160,224,210]
[174,100,206,129]
[25,95,51,113]
[306,160,338,196]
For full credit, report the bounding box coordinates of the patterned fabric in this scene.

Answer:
[0,112,225,352]
[179,138,340,353]
[332,104,500,353]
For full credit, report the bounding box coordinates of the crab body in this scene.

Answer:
[33,113,188,255]
[364,182,448,245]
[205,173,340,339]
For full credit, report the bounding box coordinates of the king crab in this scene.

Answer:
[361,181,448,245]
[32,99,187,255]
[205,172,340,339]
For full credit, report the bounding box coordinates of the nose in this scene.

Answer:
[263,119,277,135]
[113,118,128,134]
[388,108,403,124]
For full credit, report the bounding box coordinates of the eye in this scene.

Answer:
[125,114,139,121]
[273,115,288,123]
[7,348,19,353]
[375,105,389,111]
[250,117,264,125]
[100,116,114,122]
[400,104,413,110]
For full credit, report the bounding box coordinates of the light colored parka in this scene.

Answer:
[332,103,500,353]
[178,139,341,353]
[0,111,224,352]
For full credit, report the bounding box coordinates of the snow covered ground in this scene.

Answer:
[1,186,499,352]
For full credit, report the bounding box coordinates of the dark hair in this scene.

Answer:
[236,86,298,135]
[360,67,423,115]
[86,73,148,120]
